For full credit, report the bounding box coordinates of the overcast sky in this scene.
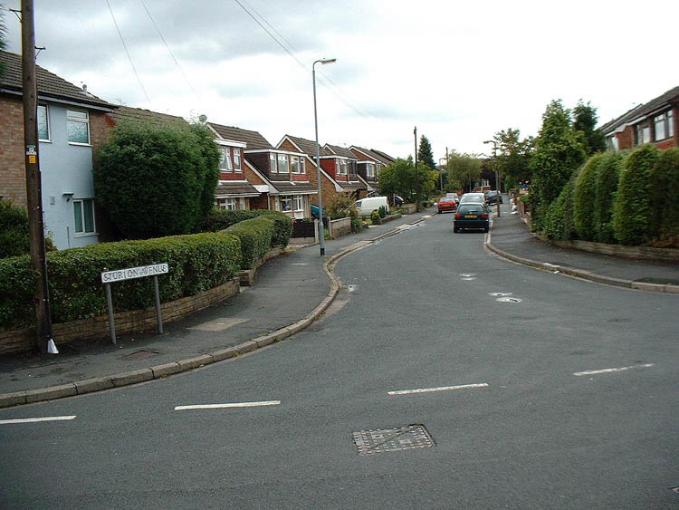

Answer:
[3,0,678,160]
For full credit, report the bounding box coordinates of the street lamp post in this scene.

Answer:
[313,57,336,256]
[483,140,501,218]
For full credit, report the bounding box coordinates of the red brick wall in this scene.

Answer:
[306,156,343,206]
[0,95,28,208]
[616,126,635,150]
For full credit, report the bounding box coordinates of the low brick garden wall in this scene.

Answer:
[0,278,239,356]
[328,217,352,239]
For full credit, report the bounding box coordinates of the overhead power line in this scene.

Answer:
[139,0,199,99]
[105,0,151,102]
[232,0,377,121]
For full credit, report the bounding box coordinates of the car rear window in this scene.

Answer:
[458,204,484,213]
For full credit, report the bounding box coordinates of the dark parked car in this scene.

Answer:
[454,203,490,233]
[484,190,503,205]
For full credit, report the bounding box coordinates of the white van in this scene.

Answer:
[354,196,390,217]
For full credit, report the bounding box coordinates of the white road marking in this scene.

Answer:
[174,401,280,411]
[459,273,476,277]
[0,416,76,425]
[388,383,489,396]
[461,277,477,281]
[489,292,513,297]
[573,363,655,377]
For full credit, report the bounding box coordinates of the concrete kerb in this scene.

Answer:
[0,220,418,409]
[485,227,679,294]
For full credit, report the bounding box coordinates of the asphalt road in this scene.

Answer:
[1,209,678,509]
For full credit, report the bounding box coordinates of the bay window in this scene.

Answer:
[277,153,289,173]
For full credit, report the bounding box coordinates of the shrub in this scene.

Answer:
[378,205,387,218]
[225,216,275,269]
[95,120,219,239]
[370,210,381,224]
[543,180,576,241]
[326,194,357,220]
[573,153,605,241]
[0,232,241,330]
[612,145,660,245]
[201,209,291,247]
[592,152,623,243]
[351,218,364,233]
[650,148,679,245]
[0,199,30,258]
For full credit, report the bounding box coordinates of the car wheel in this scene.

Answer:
[453,226,459,233]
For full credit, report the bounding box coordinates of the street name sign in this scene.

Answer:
[101,263,169,284]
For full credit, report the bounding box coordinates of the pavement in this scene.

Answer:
[0,210,432,405]
[2,199,678,408]
[486,200,679,293]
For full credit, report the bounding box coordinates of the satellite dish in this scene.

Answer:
[198,114,207,123]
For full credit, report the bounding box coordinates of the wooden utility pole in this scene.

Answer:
[413,126,418,168]
[21,0,56,354]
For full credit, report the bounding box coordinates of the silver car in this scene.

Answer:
[459,193,486,205]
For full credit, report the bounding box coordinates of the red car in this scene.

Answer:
[437,196,458,214]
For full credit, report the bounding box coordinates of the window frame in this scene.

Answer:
[217,197,238,210]
[38,104,50,142]
[219,146,233,172]
[293,195,304,212]
[279,195,293,212]
[277,153,290,174]
[269,153,278,173]
[73,198,96,235]
[66,109,91,145]
[233,148,242,172]
[291,155,301,174]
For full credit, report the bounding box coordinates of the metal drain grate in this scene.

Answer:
[353,424,434,455]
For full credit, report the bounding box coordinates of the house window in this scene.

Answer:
[606,135,619,151]
[294,195,304,212]
[291,155,301,174]
[277,154,289,173]
[366,163,375,178]
[219,146,233,171]
[67,110,90,144]
[270,153,277,173]
[300,157,305,174]
[233,148,241,172]
[279,196,292,212]
[38,105,50,141]
[73,199,95,234]
[654,110,674,141]
[218,198,238,210]
[636,122,650,145]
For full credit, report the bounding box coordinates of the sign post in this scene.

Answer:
[100,263,169,344]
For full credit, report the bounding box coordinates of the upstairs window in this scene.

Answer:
[366,163,375,178]
[233,148,241,172]
[38,105,50,141]
[654,110,674,141]
[277,153,289,173]
[219,146,233,171]
[299,157,305,174]
[635,123,650,145]
[67,110,90,144]
[291,155,301,174]
[269,153,277,173]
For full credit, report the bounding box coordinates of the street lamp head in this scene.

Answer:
[482,140,494,144]
[315,58,337,66]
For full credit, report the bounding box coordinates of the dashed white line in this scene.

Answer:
[573,363,655,377]
[388,383,489,396]
[0,416,76,425]
[174,400,281,411]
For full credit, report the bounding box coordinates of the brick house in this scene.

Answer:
[323,143,370,199]
[0,50,115,249]
[600,85,678,151]
[349,146,390,193]
[209,124,317,218]
[277,135,368,208]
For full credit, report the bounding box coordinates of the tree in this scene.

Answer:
[573,153,605,241]
[492,128,534,188]
[379,157,437,208]
[418,135,436,169]
[446,151,481,192]
[573,100,606,155]
[529,100,586,231]
[95,120,220,239]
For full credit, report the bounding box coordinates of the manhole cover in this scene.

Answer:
[489,292,512,297]
[122,349,160,360]
[496,297,522,303]
[352,424,434,455]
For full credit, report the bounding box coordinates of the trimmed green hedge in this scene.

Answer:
[593,152,623,243]
[0,232,241,331]
[543,179,575,241]
[612,145,660,245]
[201,209,292,247]
[650,148,679,243]
[225,216,275,270]
[573,153,604,241]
